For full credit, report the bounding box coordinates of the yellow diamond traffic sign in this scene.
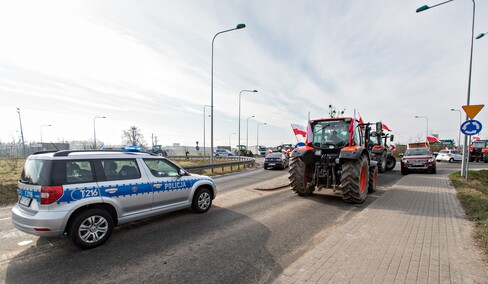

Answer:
[462,104,484,120]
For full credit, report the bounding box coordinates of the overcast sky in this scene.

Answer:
[1,0,487,149]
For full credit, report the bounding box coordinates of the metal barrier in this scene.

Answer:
[169,156,255,173]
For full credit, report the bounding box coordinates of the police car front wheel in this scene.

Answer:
[192,188,212,214]
[68,208,114,250]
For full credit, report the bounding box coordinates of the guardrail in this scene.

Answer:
[167,156,255,173]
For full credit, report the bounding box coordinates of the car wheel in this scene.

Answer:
[431,167,437,174]
[68,208,114,250]
[449,158,454,163]
[191,188,212,214]
[401,168,408,175]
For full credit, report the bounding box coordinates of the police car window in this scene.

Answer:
[101,159,140,181]
[144,159,179,178]
[66,161,93,184]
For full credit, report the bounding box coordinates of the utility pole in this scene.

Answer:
[16,108,25,157]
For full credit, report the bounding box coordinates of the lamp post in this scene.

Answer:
[40,124,52,143]
[93,116,106,149]
[228,132,236,149]
[246,115,255,151]
[416,0,475,178]
[210,23,246,165]
[203,105,211,158]
[450,109,462,148]
[16,108,25,157]
[414,115,429,140]
[238,89,257,158]
[257,122,267,153]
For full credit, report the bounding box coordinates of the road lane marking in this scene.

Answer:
[18,240,33,246]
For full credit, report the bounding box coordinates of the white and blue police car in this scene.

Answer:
[12,150,217,249]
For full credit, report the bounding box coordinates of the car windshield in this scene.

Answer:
[473,142,487,149]
[439,150,449,154]
[266,153,282,158]
[404,148,431,156]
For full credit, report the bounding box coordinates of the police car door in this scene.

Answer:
[142,158,193,209]
[97,159,153,217]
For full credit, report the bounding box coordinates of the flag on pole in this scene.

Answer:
[290,123,307,137]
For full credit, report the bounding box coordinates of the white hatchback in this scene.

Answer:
[436,149,463,163]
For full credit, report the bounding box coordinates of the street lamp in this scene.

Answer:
[210,23,246,165]
[203,105,211,158]
[450,109,462,148]
[416,0,476,178]
[257,122,267,152]
[476,32,487,39]
[238,89,257,157]
[40,124,52,143]
[228,132,236,149]
[93,116,106,149]
[414,115,429,140]
[246,115,255,151]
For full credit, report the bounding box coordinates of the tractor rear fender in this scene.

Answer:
[371,145,386,155]
[290,146,315,166]
[339,146,369,161]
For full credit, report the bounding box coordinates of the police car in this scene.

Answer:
[11,150,217,249]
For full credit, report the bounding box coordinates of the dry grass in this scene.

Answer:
[449,170,488,257]
[0,158,24,206]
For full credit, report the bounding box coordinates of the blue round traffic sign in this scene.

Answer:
[460,120,482,136]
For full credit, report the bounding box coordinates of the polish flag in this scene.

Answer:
[290,123,307,137]
[382,123,392,132]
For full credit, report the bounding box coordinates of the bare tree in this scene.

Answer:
[122,126,146,146]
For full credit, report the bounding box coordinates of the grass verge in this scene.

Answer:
[0,158,24,206]
[449,170,488,257]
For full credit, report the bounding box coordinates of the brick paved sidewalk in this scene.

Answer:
[275,173,488,283]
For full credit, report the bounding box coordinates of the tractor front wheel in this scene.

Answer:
[289,156,314,196]
[341,155,369,203]
[377,151,387,173]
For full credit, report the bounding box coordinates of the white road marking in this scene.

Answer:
[18,240,33,246]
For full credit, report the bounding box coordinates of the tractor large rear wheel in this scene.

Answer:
[368,164,378,193]
[377,151,387,173]
[385,154,396,171]
[341,155,369,203]
[289,156,314,196]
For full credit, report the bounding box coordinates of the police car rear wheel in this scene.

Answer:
[192,188,212,213]
[68,208,114,250]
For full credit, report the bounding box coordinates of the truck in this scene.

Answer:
[289,117,381,203]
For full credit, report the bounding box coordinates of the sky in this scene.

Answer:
[0,0,487,149]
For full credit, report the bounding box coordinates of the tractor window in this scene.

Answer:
[312,120,350,148]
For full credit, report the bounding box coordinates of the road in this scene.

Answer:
[0,161,486,283]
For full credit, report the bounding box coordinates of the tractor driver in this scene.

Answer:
[330,130,342,144]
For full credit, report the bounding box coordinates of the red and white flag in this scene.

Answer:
[382,123,392,132]
[290,123,307,137]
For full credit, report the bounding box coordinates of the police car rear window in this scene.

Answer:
[20,159,52,186]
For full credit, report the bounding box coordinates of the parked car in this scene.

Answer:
[436,149,462,163]
[11,150,216,249]
[213,148,235,156]
[400,147,436,175]
[263,152,289,170]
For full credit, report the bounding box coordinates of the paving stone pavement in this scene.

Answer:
[274,173,488,283]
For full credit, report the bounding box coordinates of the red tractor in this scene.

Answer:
[371,132,396,172]
[288,117,381,203]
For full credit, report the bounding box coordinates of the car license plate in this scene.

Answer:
[269,163,275,166]
[19,196,31,207]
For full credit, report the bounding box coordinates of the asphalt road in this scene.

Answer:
[0,161,486,283]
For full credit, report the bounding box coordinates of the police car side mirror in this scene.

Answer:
[178,169,187,176]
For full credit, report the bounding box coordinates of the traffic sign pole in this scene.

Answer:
[460,104,484,179]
